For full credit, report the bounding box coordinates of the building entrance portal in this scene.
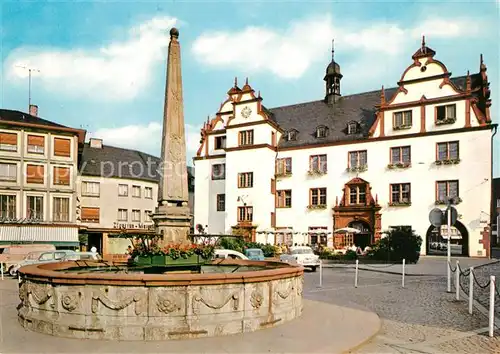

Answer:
[333,178,382,248]
[348,221,372,249]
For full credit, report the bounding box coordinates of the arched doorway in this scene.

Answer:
[348,220,372,249]
[426,220,469,257]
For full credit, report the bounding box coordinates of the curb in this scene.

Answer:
[341,313,382,354]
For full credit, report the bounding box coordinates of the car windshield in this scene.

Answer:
[25,252,41,260]
[291,248,313,255]
[247,250,263,256]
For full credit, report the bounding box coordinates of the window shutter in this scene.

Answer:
[81,207,100,222]
[0,132,17,146]
[53,167,70,185]
[26,164,44,184]
[54,138,71,157]
[27,135,45,147]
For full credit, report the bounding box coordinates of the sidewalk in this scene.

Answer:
[0,279,380,353]
[322,256,499,276]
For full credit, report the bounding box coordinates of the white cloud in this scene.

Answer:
[5,16,177,100]
[192,15,478,79]
[91,122,201,165]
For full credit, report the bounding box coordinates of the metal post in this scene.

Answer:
[355,259,359,288]
[455,260,460,301]
[18,273,21,284]
[489,276,495,337]
[319,260,323,288]
[447,206,452,293]
[469,266,474,314]
[402,259,405,288]
[0,263,3,281]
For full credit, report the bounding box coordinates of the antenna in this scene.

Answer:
[15,65,41,111]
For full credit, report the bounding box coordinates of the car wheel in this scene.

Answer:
[9,267,17,277]
[310,266,317,272]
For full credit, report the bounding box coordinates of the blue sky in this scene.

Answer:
[1,1,499,172]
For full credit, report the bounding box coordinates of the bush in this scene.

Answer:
[367,228,422,264]
[343,249,358,260]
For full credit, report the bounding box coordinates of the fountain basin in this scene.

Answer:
[17,259,303,340]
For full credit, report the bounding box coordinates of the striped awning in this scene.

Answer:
[0,226,79,244]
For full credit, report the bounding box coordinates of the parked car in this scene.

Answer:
[214,249,248,260]
[280,246,320,272]
[62,252,102,261]
[9,250,76,276]
[244,248,265,261]
[1,244,56,273]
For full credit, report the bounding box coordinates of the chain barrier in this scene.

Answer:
[358,262,397,269]
[448,261,457,273]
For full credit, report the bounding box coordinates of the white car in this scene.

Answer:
[280,246,320,271]
[214,249,248,260]
[9,250,76,276]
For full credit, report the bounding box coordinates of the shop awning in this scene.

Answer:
[0,226,79,246]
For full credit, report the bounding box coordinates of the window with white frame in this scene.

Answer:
[436,180,459,202]
[393,110,412,129]
[437,141,459,161]
[53,197,70,222]
[0,163,17,181]
[118,184,128,196]
[0,195,16,219]
[82,181,100,197]
[145,187,153,199]
[132,209,141,222]
[348,185,366,205]
[117,208,128,221]
[144,210,152,222]
[132,185,141,198]
[390,146,411,164]
[436,104,456,122]
[310,188,327,206]
[27,196,44,220]
[348,150,367,168]
[390,183,411,204]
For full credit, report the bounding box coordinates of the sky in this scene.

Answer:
[0,1,499,173]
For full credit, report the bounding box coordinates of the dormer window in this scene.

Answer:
[316,126,328,138]
[347,122,358,135]
[287,129,298,141]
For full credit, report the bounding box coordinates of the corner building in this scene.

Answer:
[194,40,495,257]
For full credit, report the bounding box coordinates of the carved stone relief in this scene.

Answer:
[91,290,145,315]
[19,282,55,308]
[296,277,304,296]
[272,282,294,304]
[192,292,239,314]
[61,292,81,312]
[157,294,181,314]
[250,289,264,309]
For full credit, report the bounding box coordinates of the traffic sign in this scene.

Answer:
[444,206,458,226]
[429,208,444,227]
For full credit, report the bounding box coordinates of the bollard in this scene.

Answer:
[469,267,474,314]
[18,273,21,284]
[355,259,359,288]
[455,260,460,301]
[402,259,405,288]
[489,276,495,337]
[319,260,323,288]
[0,263,3,281]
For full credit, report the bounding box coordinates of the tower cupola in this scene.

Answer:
[324,39,342,104]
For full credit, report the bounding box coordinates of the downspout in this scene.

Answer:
[490,123,498,258]
[273,138,279,246]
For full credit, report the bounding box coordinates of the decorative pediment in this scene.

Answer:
[335,177,379,208]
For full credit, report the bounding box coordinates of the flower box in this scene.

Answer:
[436,117,456,125]
[276,172,292,177]
[307,204,327,210]
[346,165,368,173]
[435,159,460,165]
[435,197,462,205]
[387,163,411,169]
[135,254,208,266]
[307,170,327,176]
[388,202,412,207]
[393,125,412,131]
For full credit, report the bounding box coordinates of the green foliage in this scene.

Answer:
[130,235,215,260]
[343,249,358,260]
[218,237,277,257]
[367,228,422,263]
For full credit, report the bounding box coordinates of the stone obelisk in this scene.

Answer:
[153,28,192,243]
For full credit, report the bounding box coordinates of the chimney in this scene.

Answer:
[89,138,103,149]
[29,104,38,117]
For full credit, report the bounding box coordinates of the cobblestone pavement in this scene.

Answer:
[303,267,500,353]
[458,260,500,316]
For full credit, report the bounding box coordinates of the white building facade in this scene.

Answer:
[194,41,495,257]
